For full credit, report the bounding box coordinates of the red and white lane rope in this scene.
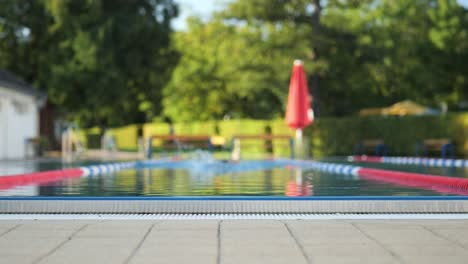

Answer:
[0,162,137,190]
[350,155,468,168]
[292,160,468,195]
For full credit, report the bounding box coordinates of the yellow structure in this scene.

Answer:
[359,100,438,116]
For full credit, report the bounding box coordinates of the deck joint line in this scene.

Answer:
[422,226,468,251]
[123,223,156,264]
[217,220,223,264]
[0,223,21,238]
[282,221,312,264]
[33,223,89,264]
[351,222,404,264]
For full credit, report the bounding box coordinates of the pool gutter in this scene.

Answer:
[2,197,468,214]
[2,213,468,220]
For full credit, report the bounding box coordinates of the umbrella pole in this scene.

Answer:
[296,129,303,159]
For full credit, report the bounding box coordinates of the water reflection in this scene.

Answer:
[0,185,39,196]
[285,169,313,197]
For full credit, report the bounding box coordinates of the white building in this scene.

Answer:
[0,70,46,159]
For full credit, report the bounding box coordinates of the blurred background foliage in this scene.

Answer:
[88,114,468,158]
[0,0,467,126]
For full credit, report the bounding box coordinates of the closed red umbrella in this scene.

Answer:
[285,60,313,157]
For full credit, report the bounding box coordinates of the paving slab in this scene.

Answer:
[355,228,450,245]
[385,244,468,256]
[73,221,153,239]
[130,226,217,264]
[287,227,373,245]
[3,228,77,239]
[399,256,468,264]
[0,238,65,264]
[0,223,20,236]
[0,219,467,264]
[301,243,392,257]
[0,220,22,228]
[284,220,357,229]
[157,220,218,230]
[142,229,218,248]
[391,220,468,229]
[221,220,308,264]
[352,221,426,229]
[14,220,94,229]
[41,237,143,264]
[425,228,468,248]
[309,256,398,264]
[222,220,285,229]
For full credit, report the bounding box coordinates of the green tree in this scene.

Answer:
[0,0,52,91]
[224,0,326,116]
[221,0,468,114]
[344,0,468,110]
[428,0,468,107]
[0,0,178,127]
[163,16,311,121]
[216,0,372,116]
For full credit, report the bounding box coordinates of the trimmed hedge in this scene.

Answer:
[143,123,169,147]
[103,119,291,154]
[85,113,468,158]
[308,114,468,158]
[108,125,139,150]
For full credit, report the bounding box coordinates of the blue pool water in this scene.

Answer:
[1,158,467,197]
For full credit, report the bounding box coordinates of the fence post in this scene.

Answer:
[207,138,213,153]
[146,137,153,159]
[442,143,455,159]
[289,138,295,159]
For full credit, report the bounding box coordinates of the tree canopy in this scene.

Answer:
[0,0,178,127]
[163,0,468,121]
[162,17,311,121]
[1,0,467,126]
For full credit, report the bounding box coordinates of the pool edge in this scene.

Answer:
[2,199,468,213]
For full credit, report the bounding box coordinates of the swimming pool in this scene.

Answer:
[1,158,467,197]
[1,157,468,214]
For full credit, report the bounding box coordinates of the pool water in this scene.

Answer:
[1,159,467,197]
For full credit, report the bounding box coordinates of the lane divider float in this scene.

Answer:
[80,162,137,177]
[0,168,84,190]
[287,159,361,177]
[0,161,137,190]
[358,167,468,196]
[350,155,468,168]
[289,160,468,195]
[0,158,178,190]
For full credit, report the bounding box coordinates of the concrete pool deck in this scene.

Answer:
[1,219,468,264]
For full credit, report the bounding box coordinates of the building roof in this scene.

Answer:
[0,69,46,100]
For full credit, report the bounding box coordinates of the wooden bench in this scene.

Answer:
[354,139,387,156]
[151,135,211,142]
[146,135,213,158]
[415,139,454,158]
[231,134,295,158]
